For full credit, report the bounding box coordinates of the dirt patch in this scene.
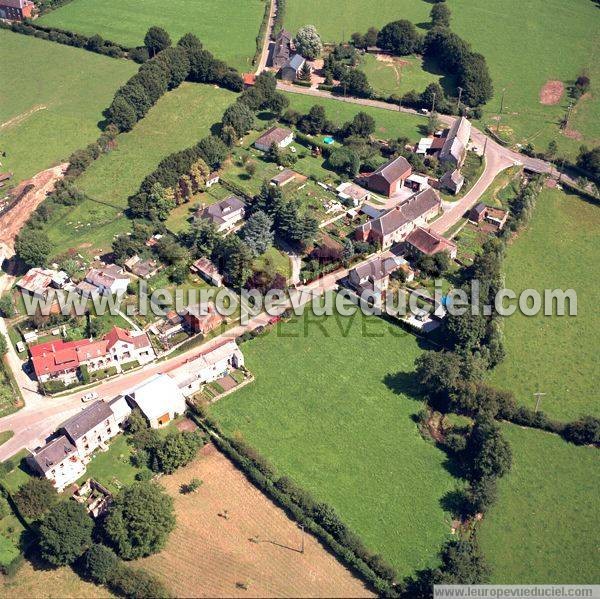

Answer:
[0,164,68,248]
[540,80,564,105]
[562,127,583,140]
[176,417,199,432]
[0,105,47,130]
[138,445,372,598]
[375,53,409,67]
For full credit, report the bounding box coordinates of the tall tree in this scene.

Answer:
[241,210,274,256]
[377,20,422,56]
[294,25,323,60]
[144,26,171,57]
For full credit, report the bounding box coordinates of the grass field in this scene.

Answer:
[479,423,600,583]
[0,30,136,184]
[284,92,428,141]
[284,0,431,43]
[490,187,599,420]
[450,0,600,158]
[359,53,445,100]
[211,304,460,576]
[38,0,266,71]
[44,83,235,260]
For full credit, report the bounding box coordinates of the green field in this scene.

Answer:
[284,0,431,43]
[359,53,444,100]
[44,83,235,260]
[211,304,459,576]
[490,187,599,420]
[78,83,236,207]
[0,30,136,184]
[38,0,266,71]
[479,423,600,583]
[284,92,428,141]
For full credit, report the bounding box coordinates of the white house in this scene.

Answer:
[254,126,294,152]
[84,264,130,296]
[171,340,245,397]
[194,195,245,233]
[104,327,155,368]
[59,400,119,458]
[108,395,132,427]
[125,374,187,428]
[27,435,86,491]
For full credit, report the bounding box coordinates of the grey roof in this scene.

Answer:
[358,188,441,237]
[352,256,401,282]
[285,53,305,71]
[197,195,245,225]
[255,126,293,149]
[441,169,465,185]
[440,117,471,164]
[60,400,113,442]
[29,435,78,473]
[471,202,487,216]
[372,156,412,184]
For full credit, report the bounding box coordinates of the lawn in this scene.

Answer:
[211,303,460,576]
[479,423,600,583]
[283,0,431,43]
[449,0,600,158]
[490,187,599,420]
[284,92,429,142]
[37,0,266,71]
[253,246,292,279]
[44,83,236,260]
[0,30,136,184]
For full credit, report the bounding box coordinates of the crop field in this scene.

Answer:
[479,424,600,583]
[0,30,136,185]
[283,0,431,43]
[283,92,428,141]
[37,0,266,71]
[490,187,599,421]
[138,444,371,597]
[211,303,460,576]
[450,0,600,158]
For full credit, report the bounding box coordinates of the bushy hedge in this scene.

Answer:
[188,409,399,595]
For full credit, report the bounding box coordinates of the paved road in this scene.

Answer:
[254,0,276,75]
[0,266,347,460]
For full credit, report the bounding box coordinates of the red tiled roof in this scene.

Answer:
[104,326,151,350]
[242,73,256,85]
[406,227,457,256]
[30,338,94,378]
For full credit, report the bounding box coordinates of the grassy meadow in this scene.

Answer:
[211,303,460,577]
[37,0,266,71]
[44,83,235,260]
[283,92,429,141]
[479,423,600,583]
[490,187,599,420]
[0,30,136,184]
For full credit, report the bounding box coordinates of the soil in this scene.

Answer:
[539,80,564,105]
[0,164,68,248]
[138,444,372,598]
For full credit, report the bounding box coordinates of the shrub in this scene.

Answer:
[13,477,57,519]
[562,416,600,446]
[83,544,119,585]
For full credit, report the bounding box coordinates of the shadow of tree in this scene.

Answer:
[440,488,470,519]
[383,371,423,399]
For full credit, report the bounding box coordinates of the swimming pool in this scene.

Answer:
[323,136,335,144]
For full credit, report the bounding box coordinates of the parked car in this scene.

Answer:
[81,391,99,403]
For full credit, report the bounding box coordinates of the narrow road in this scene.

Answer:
[255,0,276,75]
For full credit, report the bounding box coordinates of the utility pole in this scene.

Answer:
[456,87,463,114]
[533,389,546,412]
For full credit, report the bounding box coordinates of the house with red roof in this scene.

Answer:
[29,326,155,386]
[0,0,34,20]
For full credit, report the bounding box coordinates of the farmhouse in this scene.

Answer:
[27,435,85,491]
[355,188,441,249]
[0,0,34,20]
[151,310,184,342]
[348,255,412,301]
[171,340,245,397]
[180,303,223,335]
[123,255,159,279]
[125,373,186,428]
[439,117,471,167]
[194,195,245,232]
[17,268,70,299]
[272,28,292,68]
[254,126,294,152]
[363,155,412,198]
[404,227,458,259]
[280,54,307,81]
[440,169,465,195]
[84,264,130,296]
[59,400,119,458]
[190,257,224,286]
